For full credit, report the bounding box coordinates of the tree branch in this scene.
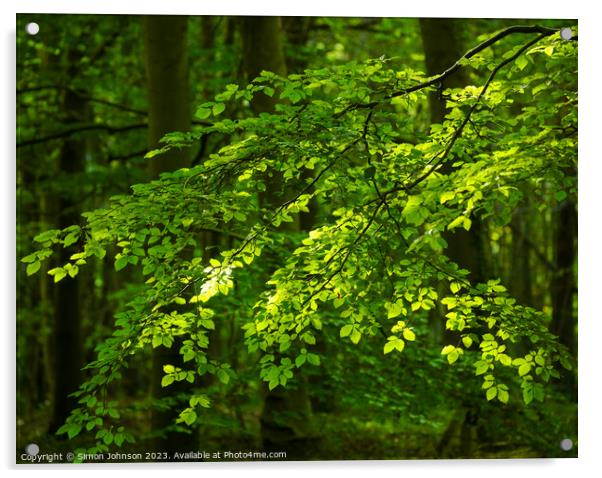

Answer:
[383,31,553,196]
[17,123,147,148]
[106,149,148,162]
[337,24,558,116]
[17,84,148,116]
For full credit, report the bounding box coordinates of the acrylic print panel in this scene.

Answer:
[16,14,577,463]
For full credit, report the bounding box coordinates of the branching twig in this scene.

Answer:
[17,123,147,148]
[336,25,558,117]
[382,31,553,197]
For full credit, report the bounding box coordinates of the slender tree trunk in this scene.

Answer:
[420,18,484,458]
[143,15,197,456]
[241,16,314,458]
[550,198,577,399]
[280,17,334,414]
[509,209,534,307]
[17,151,50,420]
[144,15,191,176]
[282,17,313,75]
[48,51,86,434]
[420,19,486,284]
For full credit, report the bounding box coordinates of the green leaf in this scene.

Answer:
[161,375,174,387]
[195,107,211,119]
[217,369,230,385]
[307,353,320,366]
[302,333,316,345]
[67,423,82,439]
[387,301,403,319]
[523,387,534,405]
[145,148,164,159]
[497,388,509,404]
[518,363,531,376]
[448,216,472,231]
[63,231,79,247]
[212,103,226,116]
[440,191,455,204]
[447,350,460,364]
[152,335,163,348]
[191,395,211,408]
[26,261,40,276]
[21,252,38,263]
[498,354,512,366]
[182,410,197,426]
[384,341,396,355]
[295,355,306,368]
[49,267,66,283]
[402,196,426,226]
[516,55,529,70]
[486,386,497,401]
[402,329,416,341]
[103,432,113,445]
[114,433,125,447]
[340,324,353,338]
[462,336,473,348]
[475,361,489,375]
[114,256,128,271]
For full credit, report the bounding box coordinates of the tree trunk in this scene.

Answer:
[144,15,191,176]
[282,17,313,75]
[420,18,483,458]
[419,18,486,284]
[550,198,577,399]
[241,16,314,458]
[48,51,86,434]
[509,209,534,307]
[143,15,197,457]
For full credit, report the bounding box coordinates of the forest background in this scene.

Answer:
[14,11,580,463]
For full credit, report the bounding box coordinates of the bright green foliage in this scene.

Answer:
[23,26,576,446]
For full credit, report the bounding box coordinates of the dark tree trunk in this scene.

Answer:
[48,53,86,434]
[509,210,534,308]
[419,18,484,458]
[550,198,577,399]
[282,17,313,74]
[419,18,486,284]
[143,15,197,456]
[241,16,314,458]
[144,15,191,176]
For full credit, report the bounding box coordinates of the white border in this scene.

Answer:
[3,1,600,477]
